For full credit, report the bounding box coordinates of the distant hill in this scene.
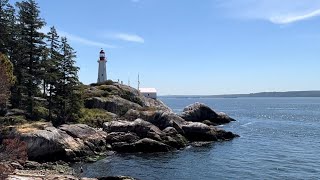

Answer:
[161,91,320,98]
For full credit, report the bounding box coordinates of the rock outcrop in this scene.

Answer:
[180,102,235,125]
[181,122,238,141]
[124,109,185,134]
[103,117,236,152]
[84,83,172,116]
[112,138,173,153]
[103,119,188,152]
[4,83,239,161]
[19,124,108,162]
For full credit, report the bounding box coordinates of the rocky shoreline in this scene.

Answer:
[1,83,239,179]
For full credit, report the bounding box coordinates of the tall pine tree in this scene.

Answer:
[45,26,61,121]
[15,0,46,118]
[0,0,13,55]
[53,37,82,125]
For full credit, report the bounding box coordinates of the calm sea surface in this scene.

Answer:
[76,97,320,180]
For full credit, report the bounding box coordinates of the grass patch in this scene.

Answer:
[15,121,49,133]
[78,108,115,128]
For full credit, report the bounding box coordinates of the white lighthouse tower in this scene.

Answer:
[97,49,107,83]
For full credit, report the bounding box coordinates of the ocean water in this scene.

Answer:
[76,97,320,179]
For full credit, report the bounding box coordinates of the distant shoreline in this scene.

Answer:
[160,91,320,98]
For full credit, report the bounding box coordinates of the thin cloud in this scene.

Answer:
[114,33,145,43]
[216,0,320,24]
[270,9,320,24]
[40,26,117,48]
[61,31,117,48]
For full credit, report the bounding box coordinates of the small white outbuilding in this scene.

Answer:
[139,88,157,99]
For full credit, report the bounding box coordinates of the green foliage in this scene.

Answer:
[44,26,61,121]
[33,106,49,120]
[87,83,144,106]
[1,1,83,125]
[0,53,14,112]
[90,80,114,86]
[0,0,15,55]
[0,53,15,84]
[97,85,120,95]
[0,115,27,126]
[119,89,144,106]
[51,37,83,126]
[78,108,114,128]
[13,0,46,118]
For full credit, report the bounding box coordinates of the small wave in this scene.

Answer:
[266,107,298,110]
[241,122,253,127]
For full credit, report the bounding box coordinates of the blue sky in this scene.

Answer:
[11,0,320,95]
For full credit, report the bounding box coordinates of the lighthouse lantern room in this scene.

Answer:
[97,49,107,83]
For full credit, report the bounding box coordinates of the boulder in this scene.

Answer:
[20,126,87,161]
[106,132,140,144]
[10,162,23,170]
[59,124,108,152]
[124,110,185,134]
[215,129,240,140]
[103,119,164,141]
[162,134,188,149]
[24,161,41,169]
[181,122,238,141]
[19,124,109,162]
[112,138,173,153]
[103,119,189,151]
[162,127,178,135]
[180,102,235,125]
[181,122,217,141]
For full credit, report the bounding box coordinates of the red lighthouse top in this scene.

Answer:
[99,49,106,61]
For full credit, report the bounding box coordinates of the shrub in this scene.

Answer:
[0,138,28,164]
[33,106,49,120]
[90,80,114,86]
[120,90,144,106]
[0,115,27,126]
[78,108,115,128]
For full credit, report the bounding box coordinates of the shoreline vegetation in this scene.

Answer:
[0,0,238,179]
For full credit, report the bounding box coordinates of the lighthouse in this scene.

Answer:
[97,49,107,83]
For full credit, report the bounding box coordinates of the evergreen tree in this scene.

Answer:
[15,0,46,118]
[45,26,61,121]
[0,0,14,55]
[1,0,83,123]
[53,37,82,125]
[0,53,15,114]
